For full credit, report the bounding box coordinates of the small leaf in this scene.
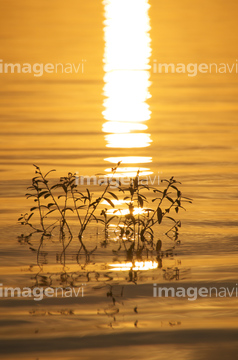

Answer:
[103,197,114,208]
[44,169,56,178]
[165,216,176,223]
[58,195,66,199]
[51,184,61,190]
[138,195,143,208]
[38,191,48,198]
[108,192,118,200]
[45,209,56,216]
[86,188,91,200]
[47,203,55,209]
[77,205,86,210]
[27,213,34,221]
[157,207,162,224]
[166,196,174,203]
[61,207,74,213]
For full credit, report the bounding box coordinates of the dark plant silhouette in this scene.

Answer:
[18,164,192,265]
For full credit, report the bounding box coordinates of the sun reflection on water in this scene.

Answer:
[109,261,158,271]
[105,156,152,164]
[102,0,152,167]
[106,207,150,216]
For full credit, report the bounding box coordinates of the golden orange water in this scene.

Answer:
[0,0,238,359]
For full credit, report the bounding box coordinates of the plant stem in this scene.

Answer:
[35,183,46,234]
[78,165,120,244]
[38,169,73,238]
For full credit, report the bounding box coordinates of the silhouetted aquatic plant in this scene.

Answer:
[18,163,121,256]
[111,172,192,264]
[18,163,192,265]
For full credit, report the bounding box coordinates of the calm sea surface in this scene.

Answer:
[0,0,238,359]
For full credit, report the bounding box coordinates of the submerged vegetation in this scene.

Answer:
[18,164,192,267]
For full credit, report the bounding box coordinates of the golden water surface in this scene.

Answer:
[0,0,238,359]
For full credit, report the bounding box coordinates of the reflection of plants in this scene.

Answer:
[99,208,118,247]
